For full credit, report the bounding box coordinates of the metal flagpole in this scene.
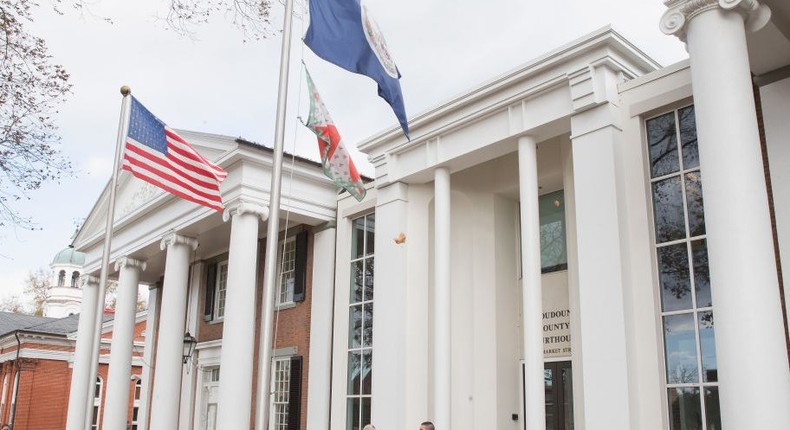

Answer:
[255,0,296,428]
[83,86,132,429]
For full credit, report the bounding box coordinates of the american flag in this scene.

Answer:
[122,97,227,211]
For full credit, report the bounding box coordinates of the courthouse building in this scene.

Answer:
[69,1,789,429]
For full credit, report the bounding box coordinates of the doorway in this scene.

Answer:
[521,361,574,430]
[544,361,573,430]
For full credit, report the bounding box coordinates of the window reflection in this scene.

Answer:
[647,112,680,178]
[685,172,706,237]
[658,243,692,311]
[679,106,699,170]
[698,312,717,383]
[653,177,686,243]
[664,314,698,384]
[648,105,718,430]
[692,240,711,308]
[668,388,702,430]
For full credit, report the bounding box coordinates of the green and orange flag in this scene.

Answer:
[302,69,367,201]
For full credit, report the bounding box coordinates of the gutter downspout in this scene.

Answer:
[9,332,21,429]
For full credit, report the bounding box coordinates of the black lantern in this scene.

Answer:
[182,331,197,364]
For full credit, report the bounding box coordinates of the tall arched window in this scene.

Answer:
[58,270,66,287]
[71,271,80,288]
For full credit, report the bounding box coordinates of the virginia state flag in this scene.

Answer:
[305,0,409,139]
[303,70,367,202]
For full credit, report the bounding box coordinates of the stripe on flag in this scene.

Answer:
[122,97,227,211]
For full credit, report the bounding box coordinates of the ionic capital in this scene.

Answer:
[222,199,269,223]
[79,275,101,288]
[661,0,771,40]
[114,256,147,272]
[160,232,199,252]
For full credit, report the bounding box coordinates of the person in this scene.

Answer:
[363,425,376,430]
[420,422,435,430]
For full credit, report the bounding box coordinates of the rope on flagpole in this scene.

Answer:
[271,0,309,363]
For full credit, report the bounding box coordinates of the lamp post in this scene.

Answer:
[182,332,197,364]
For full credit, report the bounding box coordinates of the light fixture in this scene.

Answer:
[182,331,197,364]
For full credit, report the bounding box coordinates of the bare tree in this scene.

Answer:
[165,0,276,41]
[1,0,280,231]
[0,0,73,230]
[23,267,53,316]
[0,293,26,313]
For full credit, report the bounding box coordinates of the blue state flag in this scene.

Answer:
[305,0,409,139]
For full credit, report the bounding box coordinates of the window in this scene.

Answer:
[200,367,220,430]
[58,270,66,287]
[130,378,142,430]
[539,190,567,273]
[271,358,291,430]
[646,105,720,430]
[92,376,103,430]
[347,214,374,430]
[268,355,302,430]
[276,237,297,306]
[71,271,80,288]
[214,262,228,320]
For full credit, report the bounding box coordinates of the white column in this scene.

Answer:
[103,257,146,430]
[662,2,790,427]
[570,104,631,429]
[137,284,160,430]
[216,200,267,430]
[179,262,202,430]
[307,222,337,430]
[149,233,198,430]
[518,136,545,430]
[65,275,101,430]
[434,167,451,430]
[370,183,409,429]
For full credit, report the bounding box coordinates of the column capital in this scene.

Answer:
[160,232,199,252]
[115,256,147,272]
[222,199,269,223]
[661,0,771,40]
[79,275,100,288]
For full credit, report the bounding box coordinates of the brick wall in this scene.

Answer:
[193,226,315,430]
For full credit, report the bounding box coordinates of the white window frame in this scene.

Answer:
[645,104,719,430]
[130,377,142,430]
[270,357,292,430]
[92,376,103,430]
[200,366,220,430]
[346,213,374,430]
[213,261,229,321]
[276,236,297,308]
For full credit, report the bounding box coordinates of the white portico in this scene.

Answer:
[330,27,661,430]
[69,132,340,430]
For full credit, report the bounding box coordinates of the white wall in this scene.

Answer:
[761,76,790,335]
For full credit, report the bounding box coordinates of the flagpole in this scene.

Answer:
[83,86,131,428]
[255,0,296,429]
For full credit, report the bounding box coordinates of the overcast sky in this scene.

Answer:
[0,0,687,301]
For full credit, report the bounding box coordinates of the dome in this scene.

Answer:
[52,246,86,266]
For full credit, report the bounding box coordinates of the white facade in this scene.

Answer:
[66,2,790,430]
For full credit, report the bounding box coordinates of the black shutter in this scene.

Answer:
[203,263,217,321]
[288,356,303,430]
[293,231,308,303]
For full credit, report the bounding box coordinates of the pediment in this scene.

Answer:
[73,134,237,248]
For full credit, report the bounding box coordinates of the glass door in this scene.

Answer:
[543,361,574,430]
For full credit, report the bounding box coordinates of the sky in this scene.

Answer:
[0,0,688,302]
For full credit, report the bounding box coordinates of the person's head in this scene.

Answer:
[362,425,376,430]
[420,422,435,430]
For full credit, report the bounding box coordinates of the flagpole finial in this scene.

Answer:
[120,85,131,97]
